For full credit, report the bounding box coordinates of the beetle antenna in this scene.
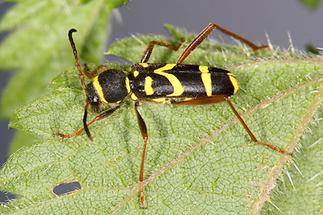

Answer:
[69,29,92,140]
[68,28,86,91]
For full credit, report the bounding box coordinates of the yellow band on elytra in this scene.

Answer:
[154,64,184,96]
[199,65,212,96]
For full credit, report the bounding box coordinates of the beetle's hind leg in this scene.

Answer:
[172,95,290,155]
[177,22,269,64]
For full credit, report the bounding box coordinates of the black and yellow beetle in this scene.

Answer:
[58,23,289,207]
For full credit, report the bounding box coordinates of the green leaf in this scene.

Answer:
[8,131,37,155]
[1,27,323,213]
[305,43,320,55]
[299,0,321,9]
[261,107,323,214]
[0,0,127,118]
[0,0,127,154]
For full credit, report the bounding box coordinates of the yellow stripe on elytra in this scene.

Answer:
[199,65,212,96]
[144,76,154,95]
[139,63,149,68]
[125,77,131,93]
[228,73,239,94]
[93,76,108,104]
[154,64,184,96]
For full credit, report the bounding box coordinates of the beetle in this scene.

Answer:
[58,23,289,207]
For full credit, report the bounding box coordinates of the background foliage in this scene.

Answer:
[0,0,127,153]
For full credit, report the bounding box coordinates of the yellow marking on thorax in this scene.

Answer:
[92,76,108,104]
[144,76,154,95]
[140,63,149,68]
[154,64,184,96]
[133,70,139,77]
[131,93,138,101]
[125,77,131,93]
[199,65,212,96]
[228,73,239,94]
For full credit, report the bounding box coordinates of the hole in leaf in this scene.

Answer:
[0,191,16,205]
[53,181,81,196]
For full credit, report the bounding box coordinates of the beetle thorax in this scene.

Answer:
[85,69,129,112]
